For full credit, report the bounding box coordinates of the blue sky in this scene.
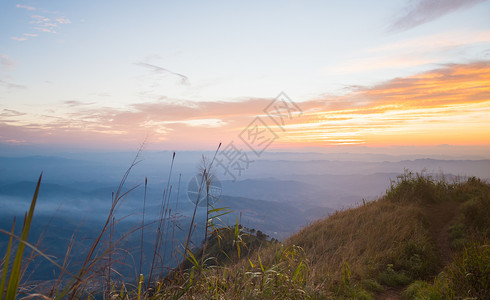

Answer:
[1,0,489,150]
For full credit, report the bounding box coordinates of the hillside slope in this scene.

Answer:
[163,172,489,299]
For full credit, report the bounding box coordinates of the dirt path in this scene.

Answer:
[378,287,405,300]
[377,201,460,300]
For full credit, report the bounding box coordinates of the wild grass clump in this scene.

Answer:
[451,176,490,202]
[155,244,310,299]
[384,170,450,204]
[179,224,274,271]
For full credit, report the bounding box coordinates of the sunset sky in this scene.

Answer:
[1,0,489,153]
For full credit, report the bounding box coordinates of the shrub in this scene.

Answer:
[361,278,384,292]
[378,264,411,287]
[448,222,466,250]
[401,241,439,279]
[404,280,442,300]
[461,194,490,239]
[384,171,447,204]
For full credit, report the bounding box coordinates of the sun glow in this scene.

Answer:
[278,62,490,147]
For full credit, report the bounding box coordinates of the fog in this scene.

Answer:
[2,149,490,230]
[1,147,489,280]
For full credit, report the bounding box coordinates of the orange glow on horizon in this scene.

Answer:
[275,62,490,147]
[0,62,489,150]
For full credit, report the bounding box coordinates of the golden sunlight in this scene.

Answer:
[280,62,490,146]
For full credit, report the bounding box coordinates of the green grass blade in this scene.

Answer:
[5,173,42,300]
[208,207,231,214]
[258,254,265,274]
[293,261,303,281]
[234,216,240,240]
[248,258,255,269]
[137,274,143,300]
[208,211,232,221]
[186,250,200,269]
[0,219,16,300]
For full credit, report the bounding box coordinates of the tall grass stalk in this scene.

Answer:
[184,143,221,261]
[161,185,173,278]
[3,173,42,300]
[0,218,15,300]
[148,152,175,285]
[49,230,77,297]
[65,147,143,299]
[138,177,148,278]
[168,173,182,272]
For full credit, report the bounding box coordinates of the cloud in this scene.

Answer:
[34,27,56,33]
[9,9,71,41]
[11,37,27,42]
[55,17,71,24]
[0,54,16,70]
[30,15,59,34]
[16,4,36,11]
[144,118,228,128]
[389,0,486,32]
[0,79,27,90]
[42,23,58,27]
[359,61,490,107]
[0,109,26,117]
[283,61,490,146]
[329,29,490,77]
[136,62,190,85]
[30,15,50,24]
[1,61,489,149]
[63,100,95,107]
[371,30,490,54]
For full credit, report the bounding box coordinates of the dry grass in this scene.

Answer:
[224,196,436,299]
[286,200,429,281]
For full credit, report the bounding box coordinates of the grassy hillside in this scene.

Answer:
[1,171,489,299]
[160,172,490,299]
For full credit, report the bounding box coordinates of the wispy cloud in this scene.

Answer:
[0,109,26,117]
[389,0,486,32]
[0,54,16,70]
[136,62,190,85]
[30,15,50,24]
[34,27,56,33]
[64,100,95,107]
[30,15,59,34]
[16,4,36,11]
[11,37,27,42]
[55,17,71,24]
[0,79,27,90]
[10,6,71,41]
[330,29,490,76]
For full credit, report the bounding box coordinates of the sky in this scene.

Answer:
[1,0,489,153]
